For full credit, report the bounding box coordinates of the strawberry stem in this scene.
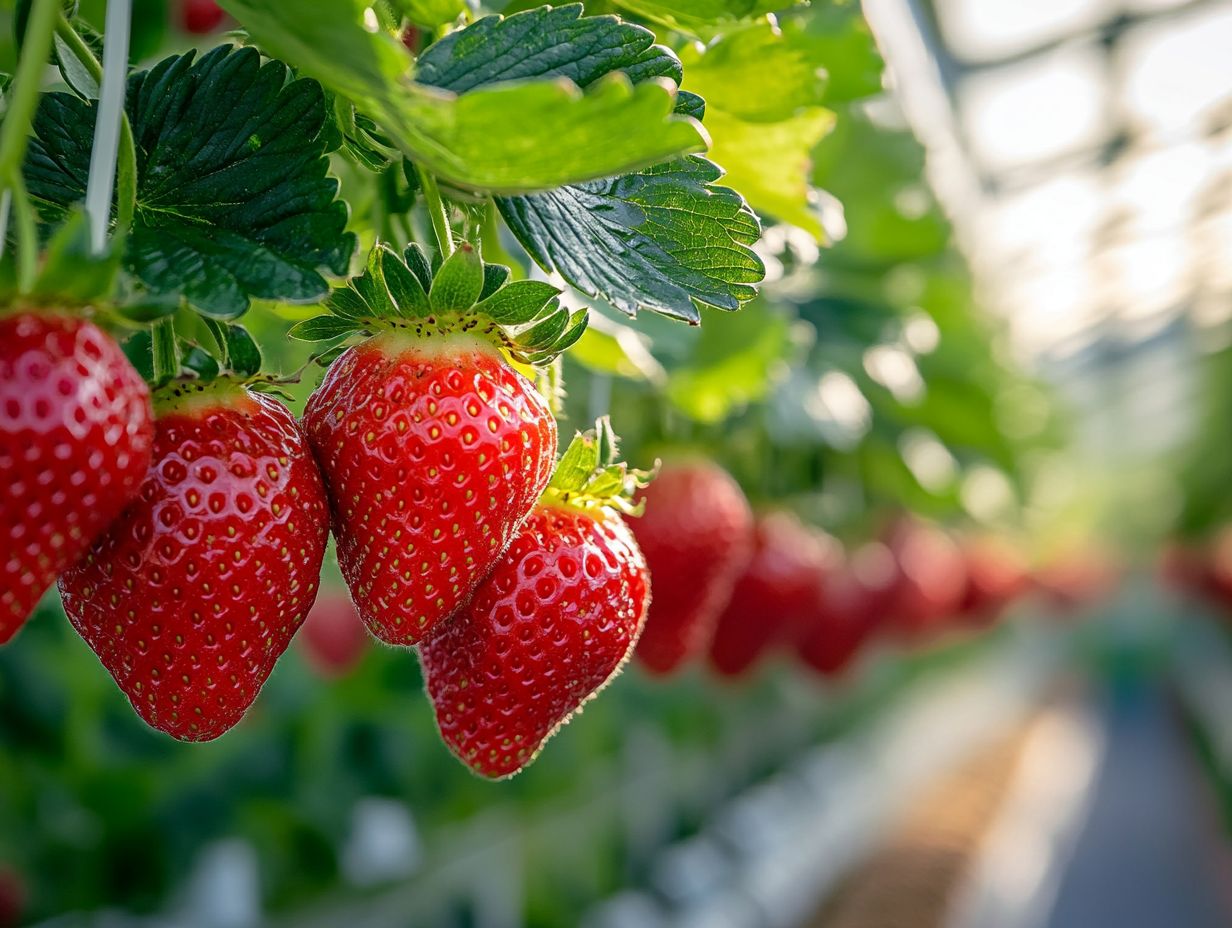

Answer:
[0,0,58,269]
[416,165,454,259]
[85,0,133,254]
[152,317,180,386]
[58,12,138,236]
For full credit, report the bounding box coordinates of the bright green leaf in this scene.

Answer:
[682,23,838,241]
[222,0,707,193]
[612,0,801,35]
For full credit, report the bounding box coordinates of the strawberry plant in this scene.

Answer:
[0,0,1063,921]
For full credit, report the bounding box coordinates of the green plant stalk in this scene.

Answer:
[417,165,454,259]
[10,174,38,292]
[57,13,138,234]
[85,0,133,254]
[0,0,59,260]
[151,316,179,385]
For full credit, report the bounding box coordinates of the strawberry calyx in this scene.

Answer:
[541,417,654,517]
[289,241,588,366]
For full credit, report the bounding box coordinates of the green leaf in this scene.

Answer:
[398,0,465,29]
[406,5,763,320]
[429,243,484,313]
[24,46,356,319]
[548,429,602,493]
[611,0,800,35]
[681,22,838,241]
[221,0,706,193]
[797,3,884,105]
[415,5,683,94]
[498,157,763,322]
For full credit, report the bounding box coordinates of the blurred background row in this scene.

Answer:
[5,0,1232,926]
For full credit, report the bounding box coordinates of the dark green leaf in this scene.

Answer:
[416,4,682,93]
[498,157,763,322]
[24,45,356,319]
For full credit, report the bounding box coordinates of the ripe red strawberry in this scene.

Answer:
[631,460,753,675]
[0,866,24,928]
[59,382,329,741]
[709,512,839,678]
[955,536,1028,627]
[300,244,582,646]
[1,313,152,644]
[299,590,369,678]
[181,0,226,34]
[419,422,650,778]
[883,516,966,640]
[797,542,896,679]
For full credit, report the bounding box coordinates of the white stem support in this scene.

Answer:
[84,0,132,255]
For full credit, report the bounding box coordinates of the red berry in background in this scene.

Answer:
[1034,544,1120,615]
[631,460,753,675]
[299,591,369,678]
[708,512,839,679]
[59,383,330,741]
[180,0,226,34]
[0,867,24,928]
[1,313,152,644]
[956,536,1029,627]
[305,331,556,647]
[420,502,650,778]
[882,516,966,640]
[797,542,896,679]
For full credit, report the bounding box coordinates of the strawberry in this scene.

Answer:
[1,313,152,644]
[419,421,650,778]
[0,867,24,928]
[299,590,369,678]
[797,542,896,679]
[631,460,753,675]
[300,243,583,646]
[180,0,226,34]
[955,536,1028,627]
[708,512,839,679]
[58,380,329,741]
[882,516,966,640]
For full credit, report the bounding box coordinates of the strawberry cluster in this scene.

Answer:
[628,463,1041,683]
[1,243,652,778]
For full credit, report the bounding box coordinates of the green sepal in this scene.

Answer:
[473,280,559,326]
[429,243,485,314]
[288,314,363,342]
[479,263,511,302]
[543,416,653,515]
[353,244,399,318]
[290,241,589,366]
[203,319,262,378]
[379,244,430,317]
[179,344,221,382]
[403,243,433,291]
